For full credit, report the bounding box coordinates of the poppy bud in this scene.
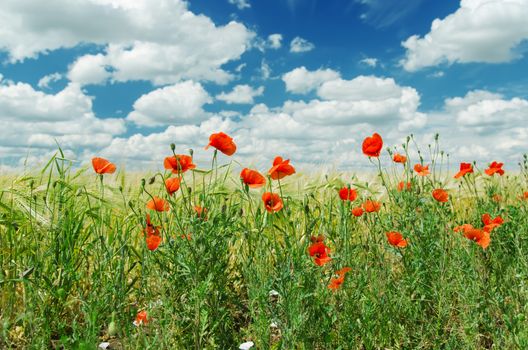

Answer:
[170,143,176,152]
[188,187,192,195]
[128,201,134,210]
[140,178,146,188]
[29,179,34,189]
[434,133,439,141]
[148,177,156,185]
[189,149,194,157]
[118,186,123,193]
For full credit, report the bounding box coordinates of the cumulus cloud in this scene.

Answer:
[267,34,283,49]
[228,0,251,10]
[0,0,254,85]
[290,37,315,53]
[37,73,63,89]
[127,81,212,127]
[401,0,528,71]
[0,77,125,163]
[216,84,264,104]
[359,57,378,67]
[282,66,340,94]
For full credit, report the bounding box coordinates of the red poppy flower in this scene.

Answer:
[165,177,181,195]
[485,161,504,176]
[240,168,266,188]
[414,164,430,176]
[454,224,473,234]
[432,188,449,203]
[328,267,352,290]
[144,214,160,237]
[362,133,383,157]
[194,205,208,219]
[268,157,296,180]
[386,231,408,248]
[351,206,364,217]
[523,191,528,200]
[454,163,473,179]
[397,181,412,192]
[134,310,149,326]
[262,192,283,212]
[308,241,332,266]
[339,187,357,201]
[205,132,237,156]
[393,153,407,163]
[482,213,504,232]
[92,157,116,174]
[164,155,196,174]
[146,197,170,212]
[146,234,162,251]
[464,228,490,249]
[362,200,381,213]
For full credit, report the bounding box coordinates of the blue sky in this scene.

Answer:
[0,0,527,171]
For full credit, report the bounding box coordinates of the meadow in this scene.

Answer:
[1,132,528,349]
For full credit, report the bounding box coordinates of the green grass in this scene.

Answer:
[1,143,528,349]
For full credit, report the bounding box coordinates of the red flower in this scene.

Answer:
[464,228,490,249]
[386,231,408,248]
[268,156,296,180]
[393,153,407,163]
[262,192,283,213]
[144,214,160,237]
[164,155,196,174]
[240,168,266,188]
[414,164,430,176]
[351,206,364,217]
[339,187,357,201]
[362,200,381,213]
[482,213,504,232]
[454,163,473,179]
[146,197,170,212]
[328,267,352,290]
[397,181,412,192]
[308,241,332,266]
[205,132,236,156]
[134,310,149,326]
[92,157,116,174]
[523,191,528,200]
[194,205,208,220]
[454,224,473,234]
[165,177,181,195]
[146,235,162,251]
[362,133,383,157]
[485,161,505,176]
[432,188,449,203]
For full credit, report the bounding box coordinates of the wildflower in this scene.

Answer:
[180,233,192,241]
[397,181,411,192]
[239,341,255,350]
[262,192,284,213]
[146,197,170,212]
[328,267,352,290]
[454,163,473,179]
[432,188,449,203]
[482,213,504,232]
[485,161,505,176]
[194,205,208,219]
[351,206,364,217]
[363,200,381,213]
[146,234,162,251]
[310,234,325,243]
[240,168,266,188]
[362,133,383,157]
[414,164,430,176]
[165,177,181,195]
[523,191,528,200]
[268,156,296,180]
[393,153,407,163]
[144,214,160,237]
[386,231,408,248]
[205,132,236,156]
[92,157,116,174]
[464,228,490,249]
[164,155,196,174]
[133,310,148,326]
[308,241,332,266]
[339,187,357,201]
[454,224,473,234]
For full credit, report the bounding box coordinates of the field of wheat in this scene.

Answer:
[1,132,528,349]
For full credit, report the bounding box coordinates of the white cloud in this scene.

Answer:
[401,0,528,71]
[360,57,378,67]
[228,0,251,10]
[127,81,212,127]
[37,73,63,89]
[260,60,271,79]
[0,77,125,163]
[216,84,264,104]
[282,66,340,94]
[67,54,110,85]
[0,0,254,85]
[290,37,315,53]
[267,34,283,49]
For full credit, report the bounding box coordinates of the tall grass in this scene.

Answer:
[1,140,528,349]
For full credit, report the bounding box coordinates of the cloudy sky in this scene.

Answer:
[1,0,527,171]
